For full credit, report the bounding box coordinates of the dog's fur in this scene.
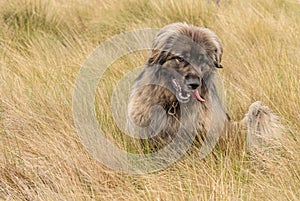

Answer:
[241,101,283,149]
[127,23,282,151]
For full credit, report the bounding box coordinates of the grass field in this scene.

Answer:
[0,0,299,200]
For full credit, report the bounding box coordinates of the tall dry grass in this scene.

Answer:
[0,0,299,200]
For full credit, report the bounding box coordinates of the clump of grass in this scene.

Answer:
[1,0,67,47]
[3,1,58,33]
[0,0,299,200]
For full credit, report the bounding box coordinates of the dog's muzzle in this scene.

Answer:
[186,77,200,90]
[171,78,205,103]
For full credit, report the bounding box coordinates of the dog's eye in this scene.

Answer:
[175,57,184,63]
[173,56,186,65]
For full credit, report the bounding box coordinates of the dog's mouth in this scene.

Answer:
[171,78,205,103]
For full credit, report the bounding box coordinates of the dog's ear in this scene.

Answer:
[147,50,168,66]
[213,48,223,68]
[214,61,223,68]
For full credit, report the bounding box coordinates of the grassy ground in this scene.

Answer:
[0,0,299,200]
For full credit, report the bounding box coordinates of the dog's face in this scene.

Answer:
[147,23,223,103]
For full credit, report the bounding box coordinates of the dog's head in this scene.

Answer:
[147,23,223,103]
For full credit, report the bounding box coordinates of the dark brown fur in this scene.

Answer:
[127,23,229,151]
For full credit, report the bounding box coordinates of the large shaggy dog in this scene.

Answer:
[127,23,281,152]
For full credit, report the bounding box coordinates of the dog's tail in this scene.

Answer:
[239,101,284,150]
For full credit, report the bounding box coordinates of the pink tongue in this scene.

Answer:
[191,90,205,102]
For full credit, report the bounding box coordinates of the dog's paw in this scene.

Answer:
[241,101,284,150]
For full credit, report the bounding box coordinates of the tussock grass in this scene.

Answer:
[0,0,299,200]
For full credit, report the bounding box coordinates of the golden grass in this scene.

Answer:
[0,0,299,200]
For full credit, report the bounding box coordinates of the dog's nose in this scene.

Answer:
[186,77,200,90]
